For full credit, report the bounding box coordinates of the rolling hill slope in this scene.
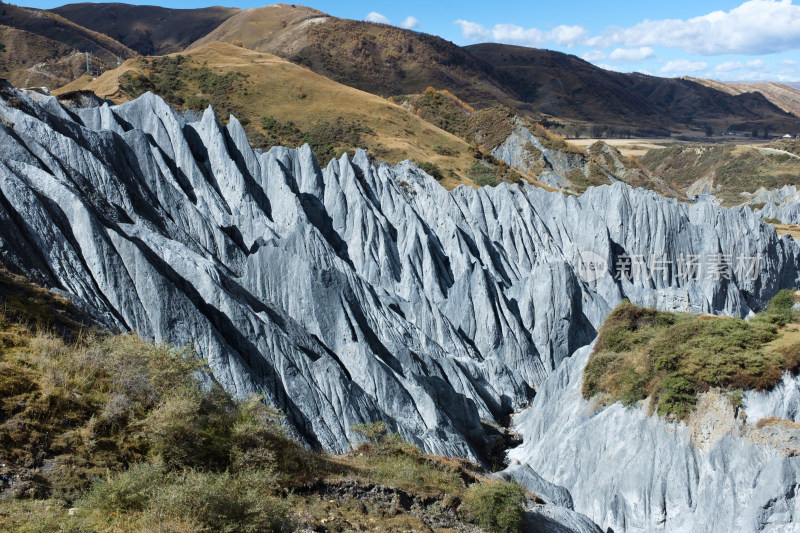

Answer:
[185,6,800,134]
[466,43,800,135]
[0,25,86,87]
[688,78,800,121]
[51,3,240,55]
[54,42,498,188]
[7,2,799,141]
[640,143,800,204]
[0,2,136,87]
[186,5,515,109]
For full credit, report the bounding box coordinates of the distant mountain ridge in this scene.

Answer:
[51,3,240,55]
[0,2,137,87]
[466,43,800,134]
[186,5,513,109]
[47,2,800,135]
[688,77,800,120]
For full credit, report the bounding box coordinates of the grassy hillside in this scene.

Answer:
[0,2,136,86]
[0,264,532,532]
[467,43,800,136]
[55,42,533,189]
[392,88,683,195]
[0,25,88,88]
[583,293,800,418]
[188,4,328,52]
[689,78,800,120]
[3,2,798,139]
[187,5,514,109]
[190,7,800,136]
[640,143,800,205]
[51,3,240,56]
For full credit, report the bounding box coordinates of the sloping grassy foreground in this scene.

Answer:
[0,266,527,533]
[583,291,800,418]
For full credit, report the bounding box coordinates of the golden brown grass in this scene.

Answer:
[772,223,800,241]
[755,416,800,430]
[55,42,482,189]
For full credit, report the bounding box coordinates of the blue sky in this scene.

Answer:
[16,0,800,81]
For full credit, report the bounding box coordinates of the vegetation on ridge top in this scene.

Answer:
[583,291,800,418]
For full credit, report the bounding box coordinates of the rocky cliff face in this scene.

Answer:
[749,185,800,224]
[492,120,686,199]
[1,84,799,464]
[491,118,597,189]
[506,343,800,532]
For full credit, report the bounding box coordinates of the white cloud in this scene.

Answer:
[608,47,655,62]
[365,11,390,25]
[582,50,607,62]
[400,16,419,30]
[490,23,545,44]
[715,61,743,73]
[783,59,798,66]
[661,59,708,74]
[747,59,767,69]
[454,20,587,48]
[549,25,589,47]
[593,0,800,55]
[454,19,491,41]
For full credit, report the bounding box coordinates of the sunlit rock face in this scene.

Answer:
[1,84,798,463]
[506,343,800,533]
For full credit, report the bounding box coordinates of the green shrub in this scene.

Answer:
[83,462,165,513]
[80,467,287,532]
[370,454,464,496]
[307,119,372,163]
[461,481,526,533]
[194,67,248,98]
[432,144,455,156]
[763,288,795,326]
[119,72,155,99]
[142,386,235,470]
[469,160,497,186]
[417,161,445,180]
[583,291,800,418]
[148,469,286,533]
[351,420,389,443]
[230,396,285,473]
[656,375,697,417]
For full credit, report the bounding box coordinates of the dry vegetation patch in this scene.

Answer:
[0,267,530,532]
[583,291,800,418]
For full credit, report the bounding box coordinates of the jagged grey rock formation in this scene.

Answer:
[744,371,800,423]
[0,84,799,465]
[524,506,604,533]
[748,185,800,224]
[506,343,800,532]
[493,463,574,509]
[491,120,684,200]
[491,118,600,189]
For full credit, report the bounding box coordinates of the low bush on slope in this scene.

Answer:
[0,266,527,532]
[583,291,800,418]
